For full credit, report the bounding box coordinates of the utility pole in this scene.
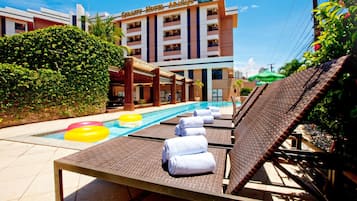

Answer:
[313,0,319,41]
[268,64,274,72]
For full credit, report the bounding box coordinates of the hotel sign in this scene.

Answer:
[121,0,195,18]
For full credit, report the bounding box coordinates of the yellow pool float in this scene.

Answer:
[119,113,142,128]
[64,125,109,142]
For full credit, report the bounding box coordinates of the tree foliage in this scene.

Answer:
[278,59,304,76]
[0,26,125,127]
[303,0,357,166]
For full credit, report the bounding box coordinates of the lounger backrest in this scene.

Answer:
[227,55,351,194]
[233,85,267,127]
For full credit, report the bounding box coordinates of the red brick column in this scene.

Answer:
[181,78,186,102]
[170,74,176,104]
[124,58,135,111]
[152,68,160,106]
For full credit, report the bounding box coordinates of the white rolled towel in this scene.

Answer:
[180,127,206,136]
[175,125,181,136]
[201,115,214,124]
[211,112,222,119]
[207,106,220,112]
[168,152,216,176]
[179,117,204,128]
[162,135,208,163]
[193,109,212,117]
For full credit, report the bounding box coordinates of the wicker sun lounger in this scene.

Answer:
[177,112,233,120]
[129,124,233,147]
[160,116,234,129]
[232,84,267,127]
[178,85,267,122]
[54,55,351,201]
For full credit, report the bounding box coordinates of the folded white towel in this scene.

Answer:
[168,152,216,176]
[179,117,204,128]
[201,115,214,124]
[162,135,208,163]
[175,124,181,136]
[207,106,220,112]
[180,127,206,136]
[193,109,212,117]
[211,112,222,119]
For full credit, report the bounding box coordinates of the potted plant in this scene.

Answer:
[240,87,252,103]
[194,80,204,101]
[233,79,243,101]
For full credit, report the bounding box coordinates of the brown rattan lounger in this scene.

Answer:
[160,117,234,129]
[177,112,233,120]
[232,84,267,127]
[54,55,351,201]
[129,124,233,147]
[177,85,266,122]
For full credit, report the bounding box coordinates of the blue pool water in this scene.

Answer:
[43,101,235,141]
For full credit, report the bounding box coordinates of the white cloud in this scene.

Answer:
[234,57,261,78]
[238,4,259,13]
[238,6,249,13]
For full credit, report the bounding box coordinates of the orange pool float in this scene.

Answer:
[66,121,103,131]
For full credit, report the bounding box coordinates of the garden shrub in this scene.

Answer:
[0,26,125,127]
[240,87,252,96]
[303,0,357,169]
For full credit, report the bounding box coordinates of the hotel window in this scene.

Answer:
[15,22,26,33]
[175,71,184,76]
[164,14,180,23]
[207,24,219,32]
[212,69,222,80]
[212,89,223,101]
[131,48,142,55]
[164,29,181,37]
[127,21,141,30]
[207,8,218,16]
[127,35,141,42]
[164,43,181,52]
[208,39,219,47]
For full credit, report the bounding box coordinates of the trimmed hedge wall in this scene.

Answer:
[0,26,124,127]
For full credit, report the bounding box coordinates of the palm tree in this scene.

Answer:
[89,14,131,55]
[233,79,243,94]
[194,80,204,101]
[89,14,123,44]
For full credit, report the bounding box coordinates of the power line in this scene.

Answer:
[269,1,297,64]
[278,1,313,65]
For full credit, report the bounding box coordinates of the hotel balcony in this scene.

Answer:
[164,35,181,41]
[163,50,181,56]
[163,14,181,27]
[207,29,219,35]
[207,45,219,52]
[207,13,218,20]
[127,27,141,33]
[127,40,142,46]
[163,20,180,27]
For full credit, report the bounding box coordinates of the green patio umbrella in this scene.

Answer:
[248,70,285,83]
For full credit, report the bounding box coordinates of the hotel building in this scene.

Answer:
[0,0,238,102]
[112,0,238,101]
[0,4,87,37]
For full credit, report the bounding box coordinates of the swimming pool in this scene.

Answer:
[43,101,236,141]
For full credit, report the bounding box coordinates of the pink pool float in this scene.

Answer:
[66,121,103,131]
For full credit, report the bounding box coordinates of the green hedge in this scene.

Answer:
[0,26,124,127]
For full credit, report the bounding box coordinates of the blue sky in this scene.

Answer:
[0,0,323,76]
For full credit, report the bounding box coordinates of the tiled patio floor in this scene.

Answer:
[0,102,315,201]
